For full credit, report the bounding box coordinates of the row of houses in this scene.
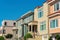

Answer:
[0,0,60,40]
[17,0,60,40]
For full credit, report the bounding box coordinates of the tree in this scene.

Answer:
[0,36,5,40]
[55,34,60,40]
[49,36,52,40]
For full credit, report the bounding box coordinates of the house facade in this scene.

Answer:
[33,2,49,40]
[47,0,60,40]
[17,11,34,39]
[1,20,18,40]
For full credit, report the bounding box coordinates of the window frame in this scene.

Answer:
[40,21,46,31]
[50,19,58,29]
[38,7,43,18]
[54,2,60,12]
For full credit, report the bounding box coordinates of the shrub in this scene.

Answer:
[49,34,60,40]
[0,36,5,40]
[49,36,52,40]
[55,34,60,40]
[5,34,13,39]
[24,33,33,40]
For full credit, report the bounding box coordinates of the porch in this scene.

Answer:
[28,21,38,38]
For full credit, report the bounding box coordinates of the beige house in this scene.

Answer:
[34,2,48,40]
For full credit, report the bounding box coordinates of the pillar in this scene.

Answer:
[28,25,30,32]
[31,25,33,32]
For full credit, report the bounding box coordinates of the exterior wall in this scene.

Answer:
[17,19,22,38]
[23,12,34,36]
[24,15,34,23]
[34,8,38,21]
[34,2,49,40]
[48,0,60,15]
[2,20,16,26]
[34,2,48,35]
[48,0,60,34]
[2,20,16,34]
[17,11,34,38]
[49,16,60,34]
[1,20,18,40]
[3,27,14,34]
[49,4,54,15]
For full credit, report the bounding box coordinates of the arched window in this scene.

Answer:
[13,22,16,26]
[4,22,7,26]
[3,29,6,34]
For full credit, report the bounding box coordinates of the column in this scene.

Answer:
[31,25,33,32]
[24,25,25,36]
[28,25,30,32]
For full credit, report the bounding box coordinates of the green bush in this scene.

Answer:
[5,34,13,39]
[24,33,33,40]
[49,34,60,40]
[0,36,5,40]
[49,36,52,40]
[55,34,60,40]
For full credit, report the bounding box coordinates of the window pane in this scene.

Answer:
[44,24,46,30]
[54,2,59,11]
[40,21,46,31]
[50,19,58,28]
[40,25,42,30]
[38,8,43,18]
[56,19,58,27]
[53,20,55,27]
[57,3,59,10]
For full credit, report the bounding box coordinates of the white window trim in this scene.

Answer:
[40,21,46,31]
[50,19,59,30]
[54,1,60,12]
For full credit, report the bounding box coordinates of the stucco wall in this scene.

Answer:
[49,16,60,34]
[17,19,22,38]
[34,2,49,35]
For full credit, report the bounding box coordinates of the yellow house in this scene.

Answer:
[34,2,49,40]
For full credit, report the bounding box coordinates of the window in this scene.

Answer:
[29,26,31,31]
[4,22,7,26]
[50,19,58,28]
[16,31,18,34]
[54,2,60,11]
[3,30,6,34]
[38,8,43,18]
[38,11,43,18]
[13,22,16,26]
[40,21,46,31]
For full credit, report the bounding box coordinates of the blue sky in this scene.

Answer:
[0,0,46,26]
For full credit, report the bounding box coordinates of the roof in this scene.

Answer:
[16,11,34,21]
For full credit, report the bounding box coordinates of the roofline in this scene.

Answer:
[16,11,34,21]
